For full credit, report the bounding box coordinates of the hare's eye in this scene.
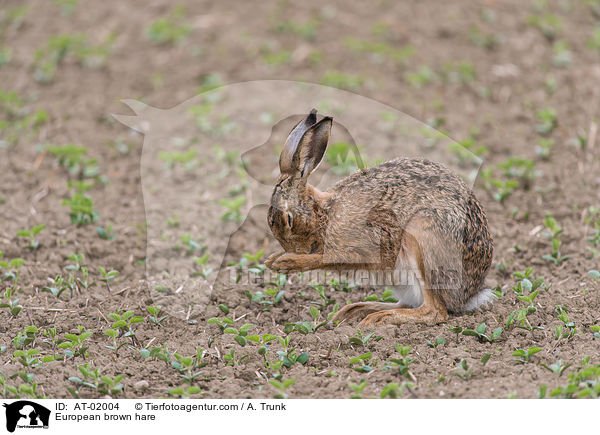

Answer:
[285,212,293,228]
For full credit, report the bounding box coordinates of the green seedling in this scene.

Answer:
[158,149,198,170]
[68,363,125,398]
[270,378,295,399]
[481,353,492,366]
[512,347,542,364]
[147,306,168,327]
[590,325,600,339]
[541,359,572,376]
[387,344,415,381]
[320,71,365,91]
[348,379,368,399]
[590,270,600,280]
[364,288,398,303]
[542,238,569,266]
[405,65,436,88]
[462,322,503,343]
[490,178,519,203]
[13,349,54,368]
[448,326,463,343]
[62,192,99,225]
[349,352,374,373]
[349,329,382,348]
[535,138,554,159]
[16,225,45,249]
[98,267,118,291]
[105,309,144,350]
[58,326,92,359]
[97,223,117,240]
[275,19,319,41]
[0,288,22,318]
[344,37,414,65]
[309,284,337,311]
[42,274,75,299]
[454,359,473,381]
[527,13,561,40]
[380,382,414,399]
[549,357,600,398]
[171,349,208,384]
[140,344,173,364]
[497,157,537,189]
[246,334,278,361]
[554,306,577,341]
[168,385,202,398]
[223,349,248,367]
[535,107,558,134]
[552,40,571,67]
[245,287,284,310]
[64,254,93,291]
[588,27,600,52]
[176,233,205,255]
[276,343,309,368]
[207,316,234,332]
[425,337,447,348]
[224,323,254,346]
[192,254,212,278]
[146,6,191,45]
[219,195,246,222]
[325,141,365,175]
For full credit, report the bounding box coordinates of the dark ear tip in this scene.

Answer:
[310,108,318,115]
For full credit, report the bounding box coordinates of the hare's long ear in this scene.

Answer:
[293,116,332,179]
[280,109,318,175]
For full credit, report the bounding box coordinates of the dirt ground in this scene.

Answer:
[1,0,600,399]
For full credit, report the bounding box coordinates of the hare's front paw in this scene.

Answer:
[264,252,285,269]
[331,302,383,323]
[267,253,322,272]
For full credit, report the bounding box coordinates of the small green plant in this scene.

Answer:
[223,348,248,367]
[98,267,119,291]
[541,359,572,376]
[325,141,364,175]
[527,13,561,40]
[549,357,600,398]
[192,254,212,278]
[146,6,191,45]
[349,329,382,348]
[147,306,168,327]
[270,378,295,399]
[171,349,208,385]
[454,359,473,381]
[349,352,374,373]
[224,323,254,346]
[16,225,45,249]
[535,137,554,159]
[68,363,125,397]
[245,287,284,310]
[535,107,558,134]
[379,381,414,399]
[542,238,569,267]
[387,344,416,381]
[364,287,397,303]
[405,65,436,88]
[42,274,75,299]
[320,71,365,91]
[512,347,542,364]
[554,306,577,341]
[58,326,93,359]
[219,195,246,222]
[349,379,368,399]
[462,323,503,343]
[62,192,99,225]
[207,316,235,333]
[425,336,447,348]
[97,223,117,240]
[104,309,143,350]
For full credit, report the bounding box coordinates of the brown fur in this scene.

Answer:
[265,110,493,327]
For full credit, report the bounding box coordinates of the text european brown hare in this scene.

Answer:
[265,109,493,327]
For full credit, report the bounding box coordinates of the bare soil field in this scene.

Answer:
[1,0,600,399]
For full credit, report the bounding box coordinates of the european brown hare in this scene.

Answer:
[265,109,493,327]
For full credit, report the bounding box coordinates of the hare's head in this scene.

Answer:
[267,109,332,254]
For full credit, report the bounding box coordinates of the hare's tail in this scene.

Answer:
[462,287,496,312]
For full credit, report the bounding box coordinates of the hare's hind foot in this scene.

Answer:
[357,291,448,327]
[332,302,410,324]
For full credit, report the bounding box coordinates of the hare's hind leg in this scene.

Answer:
[357,225,450,327]
[331,301,411,324]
